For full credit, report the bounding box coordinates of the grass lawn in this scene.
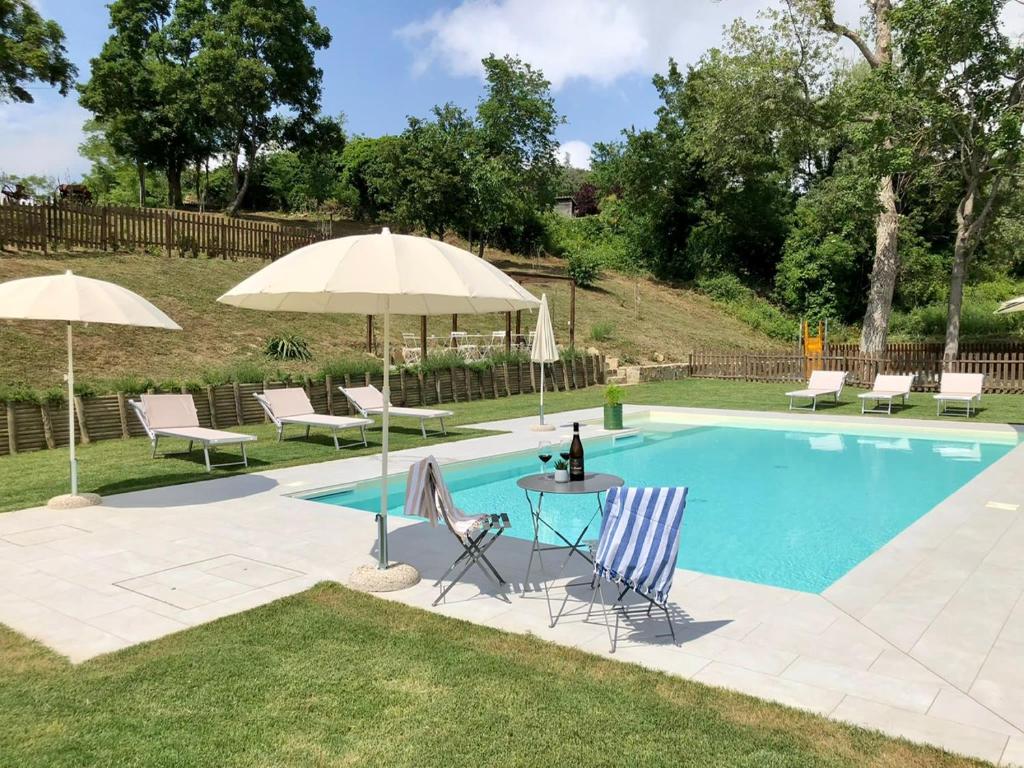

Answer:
[0,583,988,767]
[1,378,1021,513]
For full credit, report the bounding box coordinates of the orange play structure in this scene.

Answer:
[801,320,828,377]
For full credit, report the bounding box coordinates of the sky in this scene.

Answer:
[1,0,1018,181]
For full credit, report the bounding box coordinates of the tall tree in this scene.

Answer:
[198,0,330,216]
[893,0,1024,357]
[801,0,902,354]
[80,0,211,207]
[0,0,75,103]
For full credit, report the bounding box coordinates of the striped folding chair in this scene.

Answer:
[585,486,688,652]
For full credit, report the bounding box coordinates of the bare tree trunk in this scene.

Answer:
[166,160,183,209]
[225,164,250,217]
[860,174,900,353]
[136,160,146,207]
[944,229,970,360]
[477,239,485,258]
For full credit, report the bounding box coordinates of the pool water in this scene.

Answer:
[309,423,1016,592]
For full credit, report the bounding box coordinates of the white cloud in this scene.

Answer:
[0,99,90,181]
[399,0,867,90]
[557,140,592,170]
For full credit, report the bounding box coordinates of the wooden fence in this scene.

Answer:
[0,355,605,456]
[690,350,1024,394]
[0,201,322,259]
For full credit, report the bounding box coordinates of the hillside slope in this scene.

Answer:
[0,246,782,388]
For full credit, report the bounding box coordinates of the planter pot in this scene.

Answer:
[603,403,623,430]
[554,469,569,483]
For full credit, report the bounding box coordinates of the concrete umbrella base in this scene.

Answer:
[530,423,556,432]
[47,493,102,510]
[349,562,421,593]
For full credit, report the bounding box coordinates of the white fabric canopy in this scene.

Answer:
[218,229,540,571]
[995,295,1024,315]
[0,271,180,498]
[0,270,181,328]
[530,294,559,428]
[218,229,539,315]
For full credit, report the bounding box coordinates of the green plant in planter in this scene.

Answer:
[603,383,625,430]
[553,458,570,481]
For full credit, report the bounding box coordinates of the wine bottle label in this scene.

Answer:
[569,457,584,479]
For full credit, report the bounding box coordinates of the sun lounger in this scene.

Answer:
[570,486,688,653]
[858,374,915,414]
[339,384,453,438]
[130,393,256,472]
[786,370,847,411]
[405,456,511,606]
[254,388,371,450]
[934,373,984,417]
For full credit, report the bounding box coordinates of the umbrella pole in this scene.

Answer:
[378,302,390,569]
[67,322,78,497]
[539,363,545,425]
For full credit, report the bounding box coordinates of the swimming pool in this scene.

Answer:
[308,417,1017,593]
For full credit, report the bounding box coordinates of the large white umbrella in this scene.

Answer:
[0,270,181,503]
[530,294,559,431]
[218,228,540,578]
[996,296,1024,314]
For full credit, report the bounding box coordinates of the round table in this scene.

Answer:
[517,472,624,626]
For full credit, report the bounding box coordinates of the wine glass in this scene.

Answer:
[537,441,553,476]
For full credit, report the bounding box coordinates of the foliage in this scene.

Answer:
[603,383,625,407]
[487,347,530,366]
[200,359,278,386]
[264,333,313,362]
[414,350,466,375]
[567,251,602,288]
[315,355,382,380]
[589,321,614,342]
[0,0,75,103]
[696,274,800,341]
[553,458,569,470]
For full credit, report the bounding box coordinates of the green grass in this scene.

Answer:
[1,378,1021,514]
[0,583,988,767]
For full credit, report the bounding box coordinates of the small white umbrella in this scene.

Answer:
[218,228,540,578]
[995,295,1024,314]
[0,271,181,502]
[530,294,559,431]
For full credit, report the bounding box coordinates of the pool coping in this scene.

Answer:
[1,402,1023,764]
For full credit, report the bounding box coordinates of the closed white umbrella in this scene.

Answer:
[530,294,559,431]
[0,271,181,506]
[218,228,540,584]
[995,295,1024,314]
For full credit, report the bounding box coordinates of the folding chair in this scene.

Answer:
[579,486,688,652]
[404,457,512,606]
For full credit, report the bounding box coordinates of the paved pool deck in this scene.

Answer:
[1,404,1023,765]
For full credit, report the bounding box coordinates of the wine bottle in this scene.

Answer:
[569,422,585,481]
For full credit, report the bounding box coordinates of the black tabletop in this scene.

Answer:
[516,472,624,494]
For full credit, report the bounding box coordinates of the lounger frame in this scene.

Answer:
[253,393,369,450]
[129,399,254,472]
[339,385,451,438]
[786,371,847,412]
[933,373,985,418]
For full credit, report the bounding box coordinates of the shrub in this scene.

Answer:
[101,374,156,395]
[488,347,530,366]
[589,321,614,342]
[316,355,382,380]
[567,251,603,288]
[696,273,799,342]
[416,349,466,374]
[201,360,274,386]
[604,383,625,406]
[265,333,312,361]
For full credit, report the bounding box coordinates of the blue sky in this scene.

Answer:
[0,0,882,179]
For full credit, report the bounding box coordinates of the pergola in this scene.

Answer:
[365,271,576,358]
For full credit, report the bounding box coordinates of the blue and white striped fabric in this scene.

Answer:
[593,486,688,607]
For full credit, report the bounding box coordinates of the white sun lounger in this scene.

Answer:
[339,384,453,438]
[130,393,256,472]
[785,370,847,411]
[255,388,371,450]
[934,373,985,417]
[858,374,916,414]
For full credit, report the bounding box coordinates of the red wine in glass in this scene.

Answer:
[538,452,552,475]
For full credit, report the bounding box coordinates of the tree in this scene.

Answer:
[0,0,75,103]
[800,0,903,354]
[892,0,1024,357]
[197,0,331,216]
[80,0,212,207]
[473,54,563,253]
